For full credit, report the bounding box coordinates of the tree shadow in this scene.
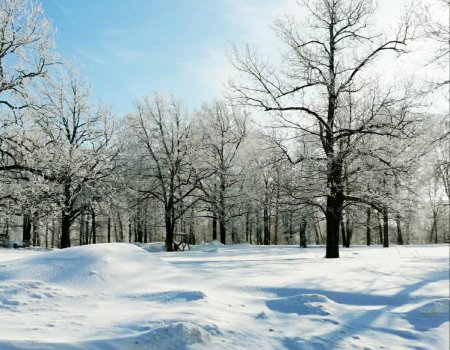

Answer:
[262,268,449,349]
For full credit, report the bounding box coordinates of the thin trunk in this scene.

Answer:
[51,219,55,249]
[107,212,111,243]
[396,214,403,245]
[45,220,49,248]
[212,210,217,241]
[22,214,32,243]
[92,208,96,244]
[366,208,371,246]
[274,205,279,245]
[383,209,389,248]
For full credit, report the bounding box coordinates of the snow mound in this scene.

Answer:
[133,322,212,349]
[0,243,172,290]
[192,240,224,252]
[412,298,449,316]
[134,242,166,252]
[0,322,213,350]
[404,298,450,331]
[266,293,335,316]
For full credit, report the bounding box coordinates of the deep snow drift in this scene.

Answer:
[0,243,448,349]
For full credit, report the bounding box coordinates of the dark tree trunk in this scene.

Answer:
[60,182,72,249]
[117,212,123,242]
[165,194,175,251]
[299,217,307,248]
[128,220,132,243]
[165,216,174,251]
[61,209,71,248]
[274,206,279,245]
[249,216,253,244]
[22,214,31,243]
[366,208,371,246]
[325,162,344,258]
[396,214,403,245]
[51,219,55,248]
[212,210,217,241]
[219,217,226,244]
[85,218,90,244]
[45,220,49,248]
[92,208,96,244]
[107,212,111,243]
[383,209,389,248]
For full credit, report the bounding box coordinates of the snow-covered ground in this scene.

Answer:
[0,242,448,350]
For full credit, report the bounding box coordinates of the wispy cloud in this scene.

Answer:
[76,49,106,65]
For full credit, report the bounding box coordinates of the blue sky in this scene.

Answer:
[42,0,420,115]
[42,0,299,115]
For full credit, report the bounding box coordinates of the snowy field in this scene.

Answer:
[0,243,448,350]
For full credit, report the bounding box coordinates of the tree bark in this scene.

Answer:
[366,208,371,246]
[299,217,307,248]
[22,214,32,243]
[396,214,403,245]
[92,208,96,244]
[383,209,389,248]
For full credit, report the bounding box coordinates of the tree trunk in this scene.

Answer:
[92,208,96,244]
[366,208,371,246]
[60,182,72,249]
[212,210,217,241]
[51,219,55,248]
[256,209,262,245]
[274,206,279,245]
[396,214,403,245]
[299,217,307,248]
[61,209,71,248]
[22,214,32,243]
[107,212,111,243]
[219,216,226,244]
[383,209,389,248]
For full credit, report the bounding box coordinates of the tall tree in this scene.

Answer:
[230,0,416,257]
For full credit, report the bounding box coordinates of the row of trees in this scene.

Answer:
[0,0,448,257]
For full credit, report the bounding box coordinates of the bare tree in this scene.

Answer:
[230,0,417,258]
[197,101,248,244]
[127,94,210,251]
